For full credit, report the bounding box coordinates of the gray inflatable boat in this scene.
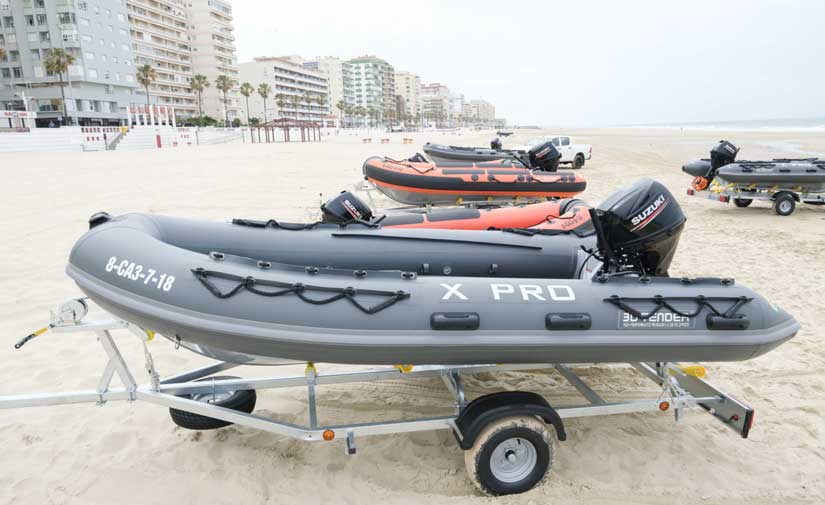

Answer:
[683,140,825,191]
[66,179,798,366]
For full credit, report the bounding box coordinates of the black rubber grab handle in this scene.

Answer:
[707,314,750,330]
[431,312,480,331]
[545,313,592,330]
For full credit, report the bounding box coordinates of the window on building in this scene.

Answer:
[33,66,44,78]
[117,13,125,22]
[107,25,113,32]
[58,12,75,24]
[84,51,95,60]
[118,28,127,36]
[28,32,39,43]
[0,68,10,79]
[12,67,23,78]
[79,17,89,26]
[104,71,110,80]
[40,32,50,42]
[78,2,87,11]
[81,34,92,42]
[2,16,13,28]
[37,13,48,25]
[113,56,118,63]
[6,33,15,43]
[9,50,18,61]
[34,0,44,7]
[125,74,133,83]
[87,68,98,79]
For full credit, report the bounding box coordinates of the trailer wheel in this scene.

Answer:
[773,194,796,216]
[169,376,256,430]
[733,198,752,208]
[573,154,585,169]
[464,415,553,496]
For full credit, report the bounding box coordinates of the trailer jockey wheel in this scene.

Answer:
[733,198,752,208]
[464,416,553,496]
[169,376,257,430]
[773,194,796,216]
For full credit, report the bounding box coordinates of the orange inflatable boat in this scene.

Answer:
[363,156,587,206]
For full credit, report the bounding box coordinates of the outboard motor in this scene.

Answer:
[590,178,686,276]
[321,191,373,224]
[490,137,503,150]
[527,141,562,172]
[692,140,739,191]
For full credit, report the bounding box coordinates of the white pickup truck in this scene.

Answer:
[514,136,593,169]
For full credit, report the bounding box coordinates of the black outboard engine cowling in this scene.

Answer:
[321,191,373,224]
[490,137,502,150]
[527,141,562,172]
[592,178,686,276]
[710,140,739,170]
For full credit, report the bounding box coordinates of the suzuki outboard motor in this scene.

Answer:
[527,141,562,172]
[321,191,373,224]
[710,140,739,170]
[690,140,740,191]
[591,178,685,276]
[490,137,503,150]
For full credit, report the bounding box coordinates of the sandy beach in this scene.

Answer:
[0,128,823,504]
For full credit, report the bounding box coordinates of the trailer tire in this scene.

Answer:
[573,154,585,169]
[169,376,257,430]
[773,194,796,216]
[464,415,553,496]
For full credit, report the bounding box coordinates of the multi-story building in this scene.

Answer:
[394,70,419,122]
[303,56,343,122]
[464,99,496,123]
[449,91,464,123]
[126,0,196,117]
[344,55,395,123]
[186,0,239,122]
[419,82,451,126]
[238,56,329,123]
[0,0,137,126]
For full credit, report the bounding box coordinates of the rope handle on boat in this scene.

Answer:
[232,216,385,230]
[14,325,52,349]
[192,268,410,315]
[604,295,753,320]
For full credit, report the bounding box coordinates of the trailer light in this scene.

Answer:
[658,401,670,411]
[323,429,335,441]
[686,189,695,195]
[720,195,730,203]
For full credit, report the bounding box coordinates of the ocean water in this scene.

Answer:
[626,117,825,132]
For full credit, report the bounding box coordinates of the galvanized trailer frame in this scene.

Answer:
[687,180,825,215]
[1,299,754,482]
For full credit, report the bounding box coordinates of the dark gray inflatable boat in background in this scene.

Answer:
[66,179,799,365]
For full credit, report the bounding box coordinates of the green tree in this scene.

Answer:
[336,99,347,126]
[275,93,288,118]
[289,93,302,119]
[190,74,210,118]
[135,64,158,117]
[239,82,254,125]
[214,74,234,126]
[257,83,271,122]
[43,48,76,124]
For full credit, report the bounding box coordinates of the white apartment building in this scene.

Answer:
[394,70,420,121]
[450,91,464,123]
[344,55,395,123]
[420,82,450,126]
[303,56,343,122]
[126,0,196,116]
[0,0,137,125]
[186,0,239,122]
[238,56,330,123]
[464,98,495,123]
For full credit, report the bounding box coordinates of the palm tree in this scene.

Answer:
[336,99,346,126]
[257,83,271,122]
[274,93,287,118]
[136,64,157,120]
[239,82,254,125]
[289,93,302,120]
[43,48,76,125]
[214,75,234,126]
[190,74,209,118]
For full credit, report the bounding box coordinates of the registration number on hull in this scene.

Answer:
[105,256,175,292]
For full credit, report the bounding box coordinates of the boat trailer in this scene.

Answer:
[1,298,755,495]
[687,180,825,216]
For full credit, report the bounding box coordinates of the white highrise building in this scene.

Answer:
[303,56,344,123]
[238,56,330,124]
[394,70,420,121]
[186,0,240,122]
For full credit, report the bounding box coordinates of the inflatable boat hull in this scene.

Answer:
[423,142,523,164]
[363,157,586,205]
[684,159,825,191]
[66,214,798,366]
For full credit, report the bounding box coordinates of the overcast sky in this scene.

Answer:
[232,0,825,126]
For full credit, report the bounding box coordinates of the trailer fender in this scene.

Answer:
[453,391,566,450]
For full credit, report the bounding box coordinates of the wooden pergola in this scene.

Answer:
[250,118,322,143]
